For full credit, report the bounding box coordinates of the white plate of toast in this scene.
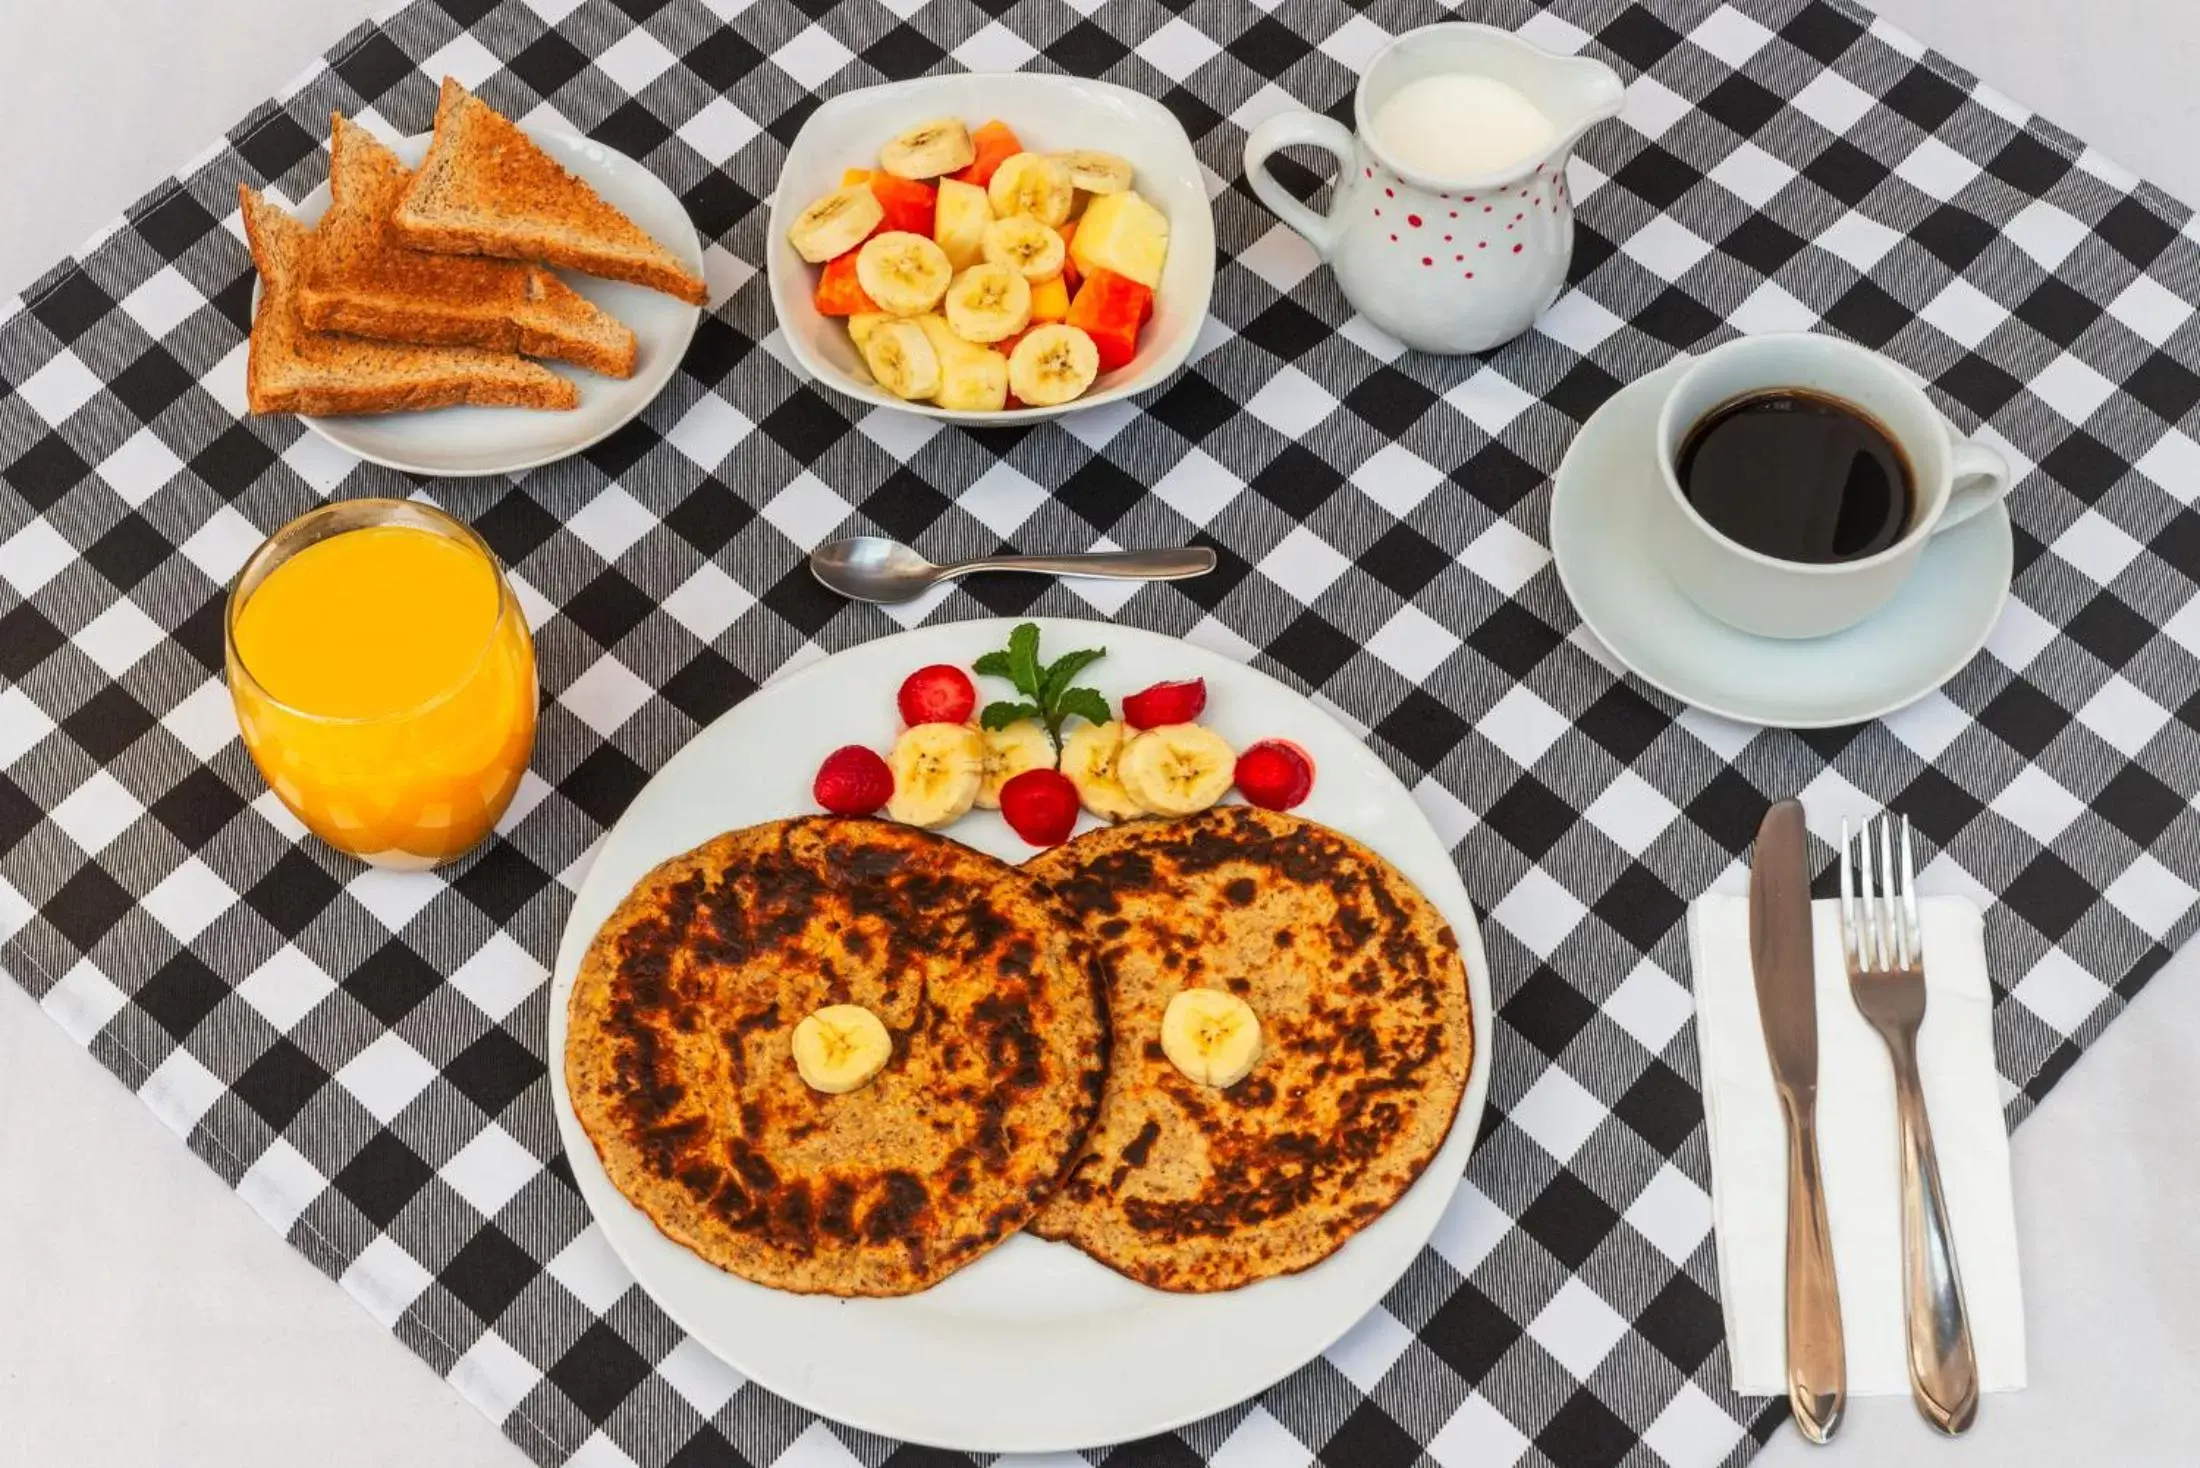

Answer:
[244,81,707,478]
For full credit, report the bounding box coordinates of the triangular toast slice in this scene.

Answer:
[301,115,637,378]
[239,185,577,416]
[391,79,709,306]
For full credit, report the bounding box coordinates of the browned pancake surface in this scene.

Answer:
[566,817,1107,1296]
[1025,805,1473,1291]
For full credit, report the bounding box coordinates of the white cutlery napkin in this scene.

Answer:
[1689,895,2026,1396]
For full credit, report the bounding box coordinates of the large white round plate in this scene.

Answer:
[548,618,1493,1452]
[1551,358,2013,729]
[282,130,704,477]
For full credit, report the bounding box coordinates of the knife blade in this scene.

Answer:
[1751,800,1819,1091]
[1749,798,1845,1443]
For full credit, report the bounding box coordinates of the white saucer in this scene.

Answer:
[1549,358,2013,729]
[279,130,704,478]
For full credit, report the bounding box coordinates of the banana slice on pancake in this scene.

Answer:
[1161,988,1261,1088]
[793,1005,892,1094]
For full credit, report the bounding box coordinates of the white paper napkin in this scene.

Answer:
[1689,895,2026,1396]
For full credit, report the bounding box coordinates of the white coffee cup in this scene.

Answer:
[1648,334,2013,640]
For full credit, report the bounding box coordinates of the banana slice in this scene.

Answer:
[1008,324,1099,407]
[886,722,983,827]
[1060,720,1145,821]
[976,719,1054,808]
[986,152,1074,227]
[860,318,942,401]
[933,177,991,272]
[792,1004,893,1094]
[856,231,953,316]
[943,262,1032,344]
[1117,723,1235,816]
[878,117,976,180]
[1053,149,1133,195]
[982,215,1066,282]
[1160,988,1261,1089]
[788,185,885,263]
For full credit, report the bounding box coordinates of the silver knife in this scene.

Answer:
[1750,799,1845,1443]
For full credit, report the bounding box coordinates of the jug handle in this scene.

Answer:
[1243,112,1356,260]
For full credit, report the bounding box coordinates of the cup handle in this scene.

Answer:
[1934,433,2013,535]
[1242,112,1356,260]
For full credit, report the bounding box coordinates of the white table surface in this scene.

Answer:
[3,2,2197,1464]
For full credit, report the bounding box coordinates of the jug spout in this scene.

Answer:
[1534,52,1627,156]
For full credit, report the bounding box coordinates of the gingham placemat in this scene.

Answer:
[5,0,2200,1463]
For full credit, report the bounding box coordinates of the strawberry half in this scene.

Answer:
[1121,677,1206,730]
[897,664,976,726]
[999,768,1080,846]
[814,745,894,815]
[1234,739,1314,811]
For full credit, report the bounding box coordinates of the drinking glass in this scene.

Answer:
[224,499,538,869]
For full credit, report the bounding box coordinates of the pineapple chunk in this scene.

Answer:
[847,311,890,351]
[914,314,1010,411]
[1029,275,1071,323]
[1070,190,1168,289]
[936,351,1009,412]
[914,313,966,360]
[933,178,992,273]
[841,167,872,186]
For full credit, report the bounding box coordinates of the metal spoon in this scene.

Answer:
[810,536,1217,605]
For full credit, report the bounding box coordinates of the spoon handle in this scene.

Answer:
[942,547,1217,582]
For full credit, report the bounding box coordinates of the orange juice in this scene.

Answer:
[226,501,537,868]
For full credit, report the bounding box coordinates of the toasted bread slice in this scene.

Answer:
[239,185,578,416]
[391,80,708,306]
[300,115,638,378]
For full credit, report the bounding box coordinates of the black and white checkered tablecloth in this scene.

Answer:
[5,0,2200,1463]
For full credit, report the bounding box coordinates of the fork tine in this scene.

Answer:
[1883,809,1900,968]
[1853,818,1873,970]
[1888,815,1911,969]
[1901,815,1920,970]
[1839,818,1857,967]
[1865,814,1883,977]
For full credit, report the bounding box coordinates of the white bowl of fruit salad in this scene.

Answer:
[766,73,1216,423]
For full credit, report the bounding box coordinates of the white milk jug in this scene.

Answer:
[1244,23,1623,355]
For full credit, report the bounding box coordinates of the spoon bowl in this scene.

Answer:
[811,537,944,601]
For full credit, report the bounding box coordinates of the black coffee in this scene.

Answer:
[1676,390,1913,563]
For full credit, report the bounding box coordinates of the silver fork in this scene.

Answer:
[1839,815,1980,1436]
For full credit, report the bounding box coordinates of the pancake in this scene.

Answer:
[1024,805,1473,1292]
[566,816,1107,1296]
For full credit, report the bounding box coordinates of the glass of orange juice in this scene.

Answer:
[225,498,538,870]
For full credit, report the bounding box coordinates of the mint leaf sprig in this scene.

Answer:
[973,622,1110,753]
